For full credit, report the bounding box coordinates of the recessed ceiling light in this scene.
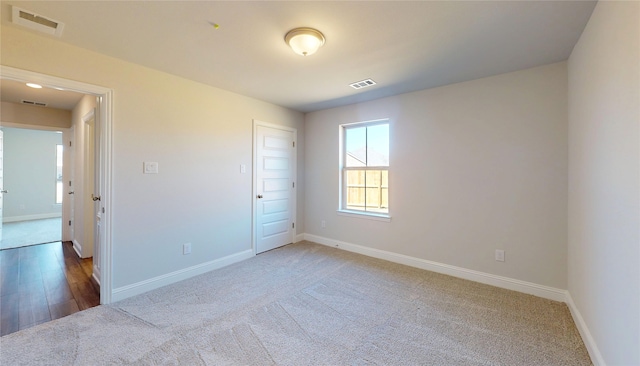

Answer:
[26,83,43,89]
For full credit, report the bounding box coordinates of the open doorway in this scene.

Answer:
[0,67,113,309]
[0,127,64,250]
[0,100,101,336]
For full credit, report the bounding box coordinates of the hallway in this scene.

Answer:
[0,241,99,336]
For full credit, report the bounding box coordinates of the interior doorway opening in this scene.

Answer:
[0,127,64,250]
[1,66,113,304]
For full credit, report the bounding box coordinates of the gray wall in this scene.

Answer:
[568,1,640,364]
[1,25,305,293]
[2,127,63,221]
[305,62,568,289]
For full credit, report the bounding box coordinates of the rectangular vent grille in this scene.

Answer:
[22,100,47,107]
[12,6,64,37]
[19,11,58,28]
[349,79,377,90]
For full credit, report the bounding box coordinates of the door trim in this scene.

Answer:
[252,120,297,255]
[1,66,114,304]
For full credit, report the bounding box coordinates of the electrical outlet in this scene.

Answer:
[495,249,505,262]
[240,164,246,174]
[183,243,192,255]
[321,220,326,228]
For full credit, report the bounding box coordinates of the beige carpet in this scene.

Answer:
[0,241,591,365]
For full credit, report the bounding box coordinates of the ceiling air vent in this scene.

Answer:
[349,79,377,90]
[22,100,48,107]
[12,6,65,37]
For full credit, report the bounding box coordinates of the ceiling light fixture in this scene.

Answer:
[285,27,325,56]
[26,83,43,89]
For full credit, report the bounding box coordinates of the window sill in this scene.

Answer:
[337,209,391,222]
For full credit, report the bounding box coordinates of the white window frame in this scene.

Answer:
[55,143,63,204]
[338,119,391,221]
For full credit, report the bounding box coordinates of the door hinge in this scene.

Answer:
[68,181,72,187]
[102,207,105,213]
[292,182,295,188]
[68,220,71,226]
[292,223,295,229]
[292,141,295,148]
[69,141,72,147]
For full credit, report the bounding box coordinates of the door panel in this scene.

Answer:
[256,125,294,253]
[0,130,4,240]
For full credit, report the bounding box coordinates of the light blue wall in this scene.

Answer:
[3,127,63,221]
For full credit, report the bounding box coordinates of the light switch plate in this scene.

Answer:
[143,162,159,174]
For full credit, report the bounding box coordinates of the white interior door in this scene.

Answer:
[63,127,75,243]
[83,115,95,257]
[93,102,103,284]
[255,125,295,254]
[0,130,4,240]
[68,128,75,243]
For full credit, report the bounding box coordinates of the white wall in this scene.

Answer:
[1,26,305,292]
[305,62,568,289]
[567,1,640,365]
[2,127,63,221]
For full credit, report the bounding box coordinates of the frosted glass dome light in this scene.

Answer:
[285,28,325,56]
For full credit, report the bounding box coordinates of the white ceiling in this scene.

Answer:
[1,1,596,113]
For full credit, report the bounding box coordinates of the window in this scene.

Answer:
[340,120,389,216]
[56,144,63,204]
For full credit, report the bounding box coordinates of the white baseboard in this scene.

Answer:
[111,249,255,302]
[294,233,305,243]
[92,271,101,287]
[72,239,82,257]
[3,213,62,223]
[303,234,567,302]
[565,293,605,366]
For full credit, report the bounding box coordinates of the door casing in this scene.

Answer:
[0,66,114,304]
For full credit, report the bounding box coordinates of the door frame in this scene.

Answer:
[0,123,69,241]
[252,119,297,255]
[1,66,114,304]
[81,108,96,258]
[64,125,75,244]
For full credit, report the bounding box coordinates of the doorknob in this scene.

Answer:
[92,194,101,201]
[0,190,7,194]
[68,191,75,195]
[257,195,263,199]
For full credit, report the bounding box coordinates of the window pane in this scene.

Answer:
[341,121,389,215]
[345,127,367,167]
[366,124,389,167]
[56,181,63,204]
[56,144,63,180]
[364,170,388,213]
[344,169,388,213]
[345,170,365,209]
[56,144,63,204]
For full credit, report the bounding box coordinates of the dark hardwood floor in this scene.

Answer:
[0,241,100,337]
